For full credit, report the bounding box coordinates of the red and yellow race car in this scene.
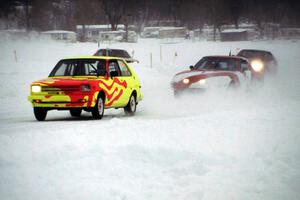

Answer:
[28,56,143,121]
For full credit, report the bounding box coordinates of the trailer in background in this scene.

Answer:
[41,30,76,42]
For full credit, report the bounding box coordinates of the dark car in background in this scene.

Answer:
[237,49,278,78]
[93,48,138,63]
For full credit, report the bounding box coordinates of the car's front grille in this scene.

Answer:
[42,86,80,92]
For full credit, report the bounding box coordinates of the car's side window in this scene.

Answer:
[216,61,228,70]
[215,59,236,71]
[117,60,132,76]
[108,60,121,76]
[228,60,237,71]
[84,63,97,75]
[241,60,249,72]
[75,63,86,75]
[65,63,75,76]
[97,60,106,76]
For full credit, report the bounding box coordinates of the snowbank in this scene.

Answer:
[0,38,300,200]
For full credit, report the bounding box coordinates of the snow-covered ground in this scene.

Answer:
[0,38,300,200]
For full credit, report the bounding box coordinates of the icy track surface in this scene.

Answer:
[0,38,300,200]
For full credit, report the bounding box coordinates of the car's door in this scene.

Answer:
[116,59,135,106]
[106,59,131,107]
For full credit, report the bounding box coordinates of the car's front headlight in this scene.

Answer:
[31,85,41,93]
[189,79,206,89]
[182,78,190,84]
[199,79,206,85]
[251,60,264,72]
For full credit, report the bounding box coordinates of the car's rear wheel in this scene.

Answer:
[70,108,82,117]
[33,107,47,121]
[92,95,105,119]
[124,94,136,115]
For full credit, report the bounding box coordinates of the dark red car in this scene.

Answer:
[171,56,252,96]
[93,48,138,63]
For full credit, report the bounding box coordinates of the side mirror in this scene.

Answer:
[110,71,118,78]
[189,65,194,70]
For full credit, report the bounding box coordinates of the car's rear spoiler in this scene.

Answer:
[125,58,139,63]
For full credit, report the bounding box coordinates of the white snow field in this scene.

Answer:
[0,38,300,200]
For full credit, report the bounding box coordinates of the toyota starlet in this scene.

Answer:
[28,56,143,121]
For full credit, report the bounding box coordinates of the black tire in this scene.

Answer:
[228,80,238,89]
[92,94,105,119]
[174,90,180,98]
[174,89,185,98]
[124,94,137,115]
[33,107,47,121]
[69,108,82,117]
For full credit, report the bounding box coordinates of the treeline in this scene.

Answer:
[0,0,299,31]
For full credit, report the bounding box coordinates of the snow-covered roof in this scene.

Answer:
[41,30,75,34]
[0,29,27,33]
[76,24,125,29]
[159,27,186,31]
[100,30,125,34]
[143,27,161,29]
[221,29,249,33]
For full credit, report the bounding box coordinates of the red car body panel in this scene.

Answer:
[172,56,251,91]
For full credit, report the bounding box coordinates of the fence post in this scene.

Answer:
[14,50,18,63]
[160,45,162,62]
[173,51,178,65]
[150,52,152,68]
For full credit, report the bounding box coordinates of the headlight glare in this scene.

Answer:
[183,78,190,84]
[31,85,41,93]
[251,60,264,72]
[199,79,206,85]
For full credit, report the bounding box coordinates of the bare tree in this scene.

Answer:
[2,0,300,35]
[100,0,126,31]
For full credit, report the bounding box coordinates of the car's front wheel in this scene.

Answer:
[33,107,47,121]
[173,90,180,98]
[70,108,82,117]
[92,95,105,119]
[124,94,136,115]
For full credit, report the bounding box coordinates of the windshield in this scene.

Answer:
[49,59,106,77]
[94,49,131,58]
[194,57,238,71]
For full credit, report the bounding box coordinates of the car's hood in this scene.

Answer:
[172,70,235,83]
[32,77,92,87]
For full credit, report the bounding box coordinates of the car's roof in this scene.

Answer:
[238,49,272,53]
[204,55,247,60]
[62,56,127,60]
[96,48,128,52]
